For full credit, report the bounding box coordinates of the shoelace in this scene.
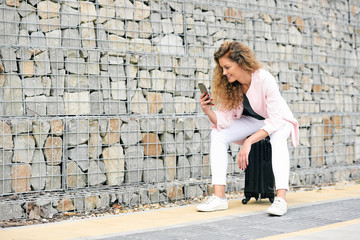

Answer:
[203,196,217,205]
[272,199,285,209]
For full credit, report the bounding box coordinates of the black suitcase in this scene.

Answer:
[242,136,275,204]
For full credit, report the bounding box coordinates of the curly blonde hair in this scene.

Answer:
[212,41,262,110]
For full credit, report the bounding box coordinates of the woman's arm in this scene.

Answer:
[200,92,217,125]
[237,129,269,170]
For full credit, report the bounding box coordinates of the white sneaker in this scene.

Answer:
[196,195,228,212]
[267,197,287,216]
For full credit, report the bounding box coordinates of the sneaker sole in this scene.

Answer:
[196,206,228,212]
[267,210,286,216]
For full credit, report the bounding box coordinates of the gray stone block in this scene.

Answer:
[184,185,203,198]
[0,203,24,221]
[23,77,44,97]
[90,91,104,115]
[45,166,61,190]
[120,120,142,146]
[65,58,86,75]
[194,21,208,36]
[64,119,90,146]
[157,34,185,55]
[73,196,85,212]
[175,76,194,98]
[176,156,190,180]
[12,135,36,164]
[30,31,46,48]
[124,146,144,183]
[175,132,187,155]
[20,11,39,31]
[0,150,12,194]
[62,29,81,48]
[108,64,126,82]
[47,96,65,115]
[25,95,47,116]
[175,118,195,139]
[162,93,175,114]
[0,6,20,45]
[88,160,106,186]
[140,190,151,205]
[143,158,165,183]
[67,161,87,188]
[67,145,90,171]
[41,203,58,218]
[140,118,166,133]
[11,119,32,134]
[103,101,127,115]
[188,154,202,179]
[102,144,125,186]
[186,132,201,154]
[30,150,47,191]
[99,193,110,209]
[35,51,51,75]
[160,133,176,154]
[0,48,17,72]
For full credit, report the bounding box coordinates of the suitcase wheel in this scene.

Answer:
[269,197,274,203]
[242,196,251,204]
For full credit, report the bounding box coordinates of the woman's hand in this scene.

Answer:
[237,130,268,170]
[199,92,217,126]
[199,92,214,113]
[237,140,252,170]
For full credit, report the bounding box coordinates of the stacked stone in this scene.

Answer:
[0,119,62,194]
[289,114,360,187]
[0,116,213,191]
[1,0,358,117]
[0,0,215,117]
[0,178,216,221]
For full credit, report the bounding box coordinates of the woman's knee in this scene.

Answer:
[211,129,227,144]
[270,123,291,144]
[211,128,221,139]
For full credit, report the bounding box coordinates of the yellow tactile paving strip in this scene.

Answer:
[1,184,360,240]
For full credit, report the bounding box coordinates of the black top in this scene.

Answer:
[242,94,265,120]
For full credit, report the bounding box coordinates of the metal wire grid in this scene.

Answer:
[1,113,359,194]
[0,0,359,219]
[0,115,214,193]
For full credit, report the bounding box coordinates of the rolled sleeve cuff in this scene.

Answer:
[261,118,286,136]
[210,110,232,130]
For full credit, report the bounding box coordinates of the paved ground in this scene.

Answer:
[92,198,360,240]
[1,183,360,240]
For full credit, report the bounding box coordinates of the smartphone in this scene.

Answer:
[198,83,213,105]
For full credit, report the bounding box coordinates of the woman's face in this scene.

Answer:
[218,56,248,84]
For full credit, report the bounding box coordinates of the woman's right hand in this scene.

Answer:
[199,92,214,113]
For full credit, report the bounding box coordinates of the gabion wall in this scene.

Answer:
[0,0,359,220]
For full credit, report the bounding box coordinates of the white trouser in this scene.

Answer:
[210,116,292,190]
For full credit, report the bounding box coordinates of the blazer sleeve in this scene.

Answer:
[210,107,242,130]
[261,74,287,135]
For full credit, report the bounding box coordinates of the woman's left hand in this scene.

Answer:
[237,141,252,170]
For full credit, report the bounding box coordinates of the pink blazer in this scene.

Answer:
[211,69,299,147]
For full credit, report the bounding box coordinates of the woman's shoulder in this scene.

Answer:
[256,68,274,80]
[253,69,279,92]
[252,68,274,86]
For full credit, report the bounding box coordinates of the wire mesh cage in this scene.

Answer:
[0,0,359,221]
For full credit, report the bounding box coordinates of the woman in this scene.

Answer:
[197,41,299,216]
